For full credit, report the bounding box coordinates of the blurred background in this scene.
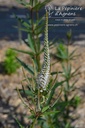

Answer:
[0,0,85,128]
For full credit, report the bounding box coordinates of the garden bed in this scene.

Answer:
[0,40,85,127]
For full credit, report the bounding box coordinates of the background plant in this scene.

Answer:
[13,0,80,128]
[51,32,81,128]
[4,49,20,75]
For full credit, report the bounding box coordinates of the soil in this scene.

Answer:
[0,40,85,128]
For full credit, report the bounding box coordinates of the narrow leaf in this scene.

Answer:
[44,111,59,115]
[12,48,34,56]
[27,34,35,53]
[42,106,49,113]
[15,117,24,128]
[16,58,34,75]
[20,89,34,97]
[15,14,30,29]
[47,80,65,105]
[27,115,35,119]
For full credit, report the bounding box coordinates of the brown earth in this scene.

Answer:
[0,40,85,127]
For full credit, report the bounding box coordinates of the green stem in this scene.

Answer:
[36,10,41,72]
[31,7,40,72]
[31,116,38,128]
[37,88,41,111]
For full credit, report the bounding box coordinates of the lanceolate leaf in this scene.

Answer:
[27,34,35,53]
[38,0,52,10]
[15,15,30,29]
[16,58,34,75]
[13,25,31,33]
[15,117,24,128]
[69,49,77,58]
[24,39,30,47]
[12,48,34,57]
[51,72,58,75]
[32,1,41,10]
[34,21,45,32]
[27,115,35,119]
[42,106,49,113]
[52,80,65,93]
[49,37,57,47]
[20,89,34,97]
[16,0,28,5]
[16,0,31,8]
[32,0,52,10]
[47,80,65,105]
[18,27,32,33]
[52,101,69,110]
[65,123,70,128]
[36,16,45,26]
[44,111,59,116]
[51,71,62,75]
[71,66,80,77]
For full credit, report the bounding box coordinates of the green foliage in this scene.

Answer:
[56,43,68,61]
[15,117,24,128]
[55,43,79,62]
[51,41,80,127]
[72,96,81,108]
[13,0,80,128]
[4,49,20,74]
